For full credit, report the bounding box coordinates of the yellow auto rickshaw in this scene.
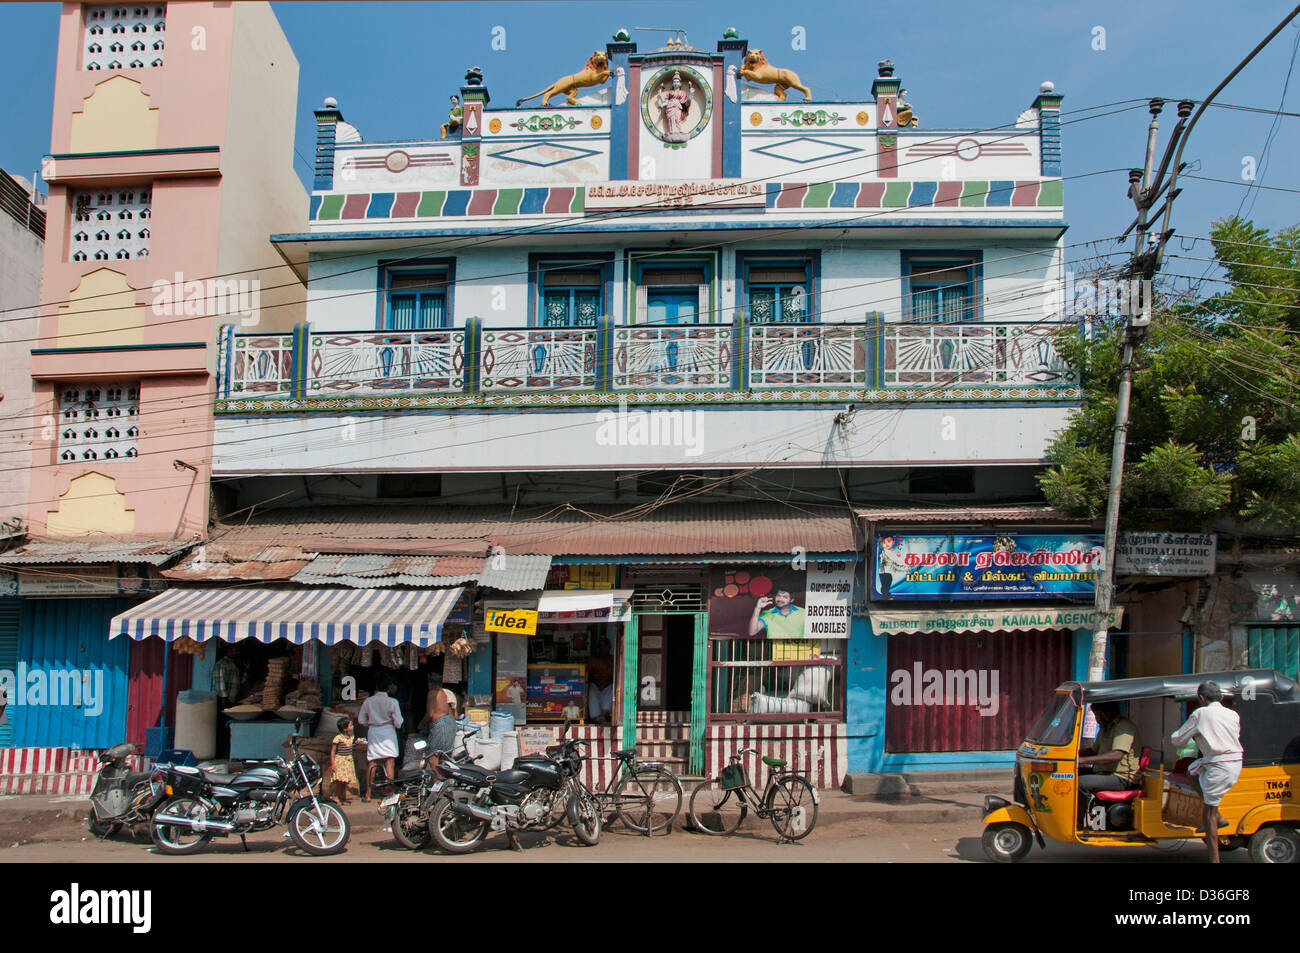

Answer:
[981,669,1300,863]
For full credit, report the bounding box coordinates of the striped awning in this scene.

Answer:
[109,586,464,646]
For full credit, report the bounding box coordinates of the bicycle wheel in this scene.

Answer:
[615,766,682,834]
[766,775,818,841]
[689,779,747,835]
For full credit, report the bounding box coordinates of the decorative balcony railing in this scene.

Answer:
[216,318,1078,408]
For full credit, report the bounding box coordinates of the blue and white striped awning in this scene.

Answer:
[109,586,464,646]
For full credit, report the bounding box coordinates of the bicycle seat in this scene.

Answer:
[761,756,787,768]
[611,749,636,761]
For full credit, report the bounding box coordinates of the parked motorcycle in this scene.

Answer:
[88,742,165,839]
[149,736,349,856]
[373,728,483,850]
[427,732,600,854]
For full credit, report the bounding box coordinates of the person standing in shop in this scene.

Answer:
[358,681,403,801]
[419,675,458,769]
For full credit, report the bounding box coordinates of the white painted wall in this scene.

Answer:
[301,237,1063,331]
[213,402,1075,475]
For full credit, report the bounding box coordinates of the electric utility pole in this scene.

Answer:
[1087,5,1300,682]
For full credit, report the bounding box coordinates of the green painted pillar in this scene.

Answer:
[690,612,709,775]
[621,613,640,753]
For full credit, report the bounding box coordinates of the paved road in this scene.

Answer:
[0,794,1246,863]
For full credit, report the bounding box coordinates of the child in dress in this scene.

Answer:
[330,716,358,804]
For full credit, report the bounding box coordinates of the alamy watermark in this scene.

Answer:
[595,398,704,457]
[0,665,105,717]
[1044,271,1152,319]
[889,663,1001,717]
[151,272,261,326]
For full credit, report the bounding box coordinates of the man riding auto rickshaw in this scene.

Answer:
[982,670,1300,863]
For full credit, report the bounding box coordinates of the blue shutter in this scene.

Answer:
[0,599,18,747]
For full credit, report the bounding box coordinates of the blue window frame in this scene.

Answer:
[639,265,708,324]
[540,267,603,328]
[384,270,448,330]
[903,253,980,323]
[743,260,814,323]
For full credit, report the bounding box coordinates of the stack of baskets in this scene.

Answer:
[263,658,291,710]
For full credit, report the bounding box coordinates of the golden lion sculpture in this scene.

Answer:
[740,49,811,101]
[516,51,611,107]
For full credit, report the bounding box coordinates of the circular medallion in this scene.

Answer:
[856,110,870,125]
[750,112,763,126]
[590,114,603,130]
[955,138,982,161]
[488,117,502,133]
[641,65,712,143]
[384,150,410,173]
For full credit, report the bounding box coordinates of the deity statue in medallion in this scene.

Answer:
[656,71,693,142]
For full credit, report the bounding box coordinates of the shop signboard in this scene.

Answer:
[869,605,1124,636]
[526,663,586,721]
[494,632,528,723]
[709,563,854,639]
[486,607,538,635]
[16,565,167,596]
[873,533,1104,601]
[516,726,555,757]
[547,564,616,590]
[447,588,475,625]
[1115,532,1217,576]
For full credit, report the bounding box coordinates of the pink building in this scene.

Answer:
[0,1,305,769]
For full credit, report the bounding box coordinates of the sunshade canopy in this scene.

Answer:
[110,586,464,646]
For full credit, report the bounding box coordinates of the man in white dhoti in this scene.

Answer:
[358,681,403,801]
[1171,681,1243,863]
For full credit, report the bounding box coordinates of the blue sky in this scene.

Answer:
[3,0,1297,276]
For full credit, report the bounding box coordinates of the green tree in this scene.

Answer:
[1039,217,1300,530]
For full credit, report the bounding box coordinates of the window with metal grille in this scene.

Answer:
[1247,625,1299,681]
[746,263,812,323]
[83,3,163,71]
[906,255,978,323]
[385,272,448,330]
[58,382,140,462]
[541,267,602,328]
[67,188,150,261]
[708,637,844,720]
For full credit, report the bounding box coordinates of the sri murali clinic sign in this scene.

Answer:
[1115,532,1217,576]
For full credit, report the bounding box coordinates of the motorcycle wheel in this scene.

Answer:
[287,800,350,856]
[87,815,121,839]
[150,797,213,855]
[570,791,602,846]
[390,799,430,850]
[430,797,489,854]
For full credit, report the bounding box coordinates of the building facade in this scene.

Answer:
[0,1,305,773]
[199,31,1087,781]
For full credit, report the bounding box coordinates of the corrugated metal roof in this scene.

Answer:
[208,502,855,557]
[476,554,552,591]
[292,553,485,588]
[0,538,195,566]
[855,504,1083,524]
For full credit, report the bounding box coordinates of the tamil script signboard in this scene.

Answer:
[1115,532,1217,576]
[873,533,1104,600]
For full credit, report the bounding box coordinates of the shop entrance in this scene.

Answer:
[635,614,695,712]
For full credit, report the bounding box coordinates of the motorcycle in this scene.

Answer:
[373,728,483,850]
[149,735,349,856]
[88,743,166,839]
[427,730,600,854]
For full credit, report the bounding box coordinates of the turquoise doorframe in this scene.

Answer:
[622,608,708,773]
[621,614,640,753]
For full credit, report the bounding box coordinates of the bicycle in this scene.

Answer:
[688,746,820,842]
[579,747,684,836]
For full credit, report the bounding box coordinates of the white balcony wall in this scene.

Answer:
[213,403,1076,476]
